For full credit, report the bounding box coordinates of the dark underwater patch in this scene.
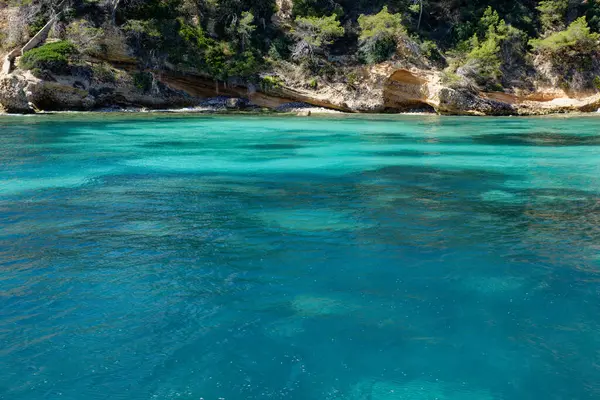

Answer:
[242,143,304,150]
[138,140,202,149]
[372,150,480,157]
[473,132,600,146]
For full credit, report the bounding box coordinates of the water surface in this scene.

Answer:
[1,114,600,399]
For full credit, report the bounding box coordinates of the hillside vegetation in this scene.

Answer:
[2,0,600,96]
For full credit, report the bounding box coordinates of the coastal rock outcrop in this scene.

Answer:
[0,72,34,113]
[383,68,434,111]
[225,97,247,109]
[436,87,516,115]
[380,68,600,115]
[0,66,198,112]
[30,81,96,111]
[0,72,102,113]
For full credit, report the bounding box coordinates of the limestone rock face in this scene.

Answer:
[383,68,436,111]
[0,74,98,112]
[29,81,97,111]
[380,68,600,115]
[0,67,197,112]
[0,73,36,113]
[4,58,600,115]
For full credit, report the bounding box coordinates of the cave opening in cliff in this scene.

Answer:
[382,101,436,114]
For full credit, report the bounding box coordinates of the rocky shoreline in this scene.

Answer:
[2,65,600,116]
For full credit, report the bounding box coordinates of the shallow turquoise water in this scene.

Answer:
[1,114,600,399]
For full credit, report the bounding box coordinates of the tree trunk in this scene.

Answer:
[111,0,122,25]
[417,0,423,31]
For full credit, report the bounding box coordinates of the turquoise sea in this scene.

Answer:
[1,114,600,400]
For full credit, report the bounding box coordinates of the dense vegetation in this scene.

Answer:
[3,0,600,92]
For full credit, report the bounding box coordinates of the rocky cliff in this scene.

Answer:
[1,20,599,116]
[381,68,600,115]
[3,56,600,115]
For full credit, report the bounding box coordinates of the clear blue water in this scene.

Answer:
[1,114,600,400]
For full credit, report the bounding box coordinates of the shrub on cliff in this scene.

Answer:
[65,20,105,56]
[530,17,600,90]
[176,21,262,80]
[530,17,600,63]
[20,41,78,73]
[358,7,406,64]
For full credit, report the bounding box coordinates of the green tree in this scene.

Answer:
[477,5,501,37]
[585,0,600,32]
[291,14,344,61]
[358,6,405,40]
[228,11,256,51]
[452,7,528,89]
[291,0,343,19]
[537,0,570,33]
[357,6,406,64]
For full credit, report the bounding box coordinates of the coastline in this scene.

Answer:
[3,67,600,117]
[1,94,598,117]
[2,107,597,119]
